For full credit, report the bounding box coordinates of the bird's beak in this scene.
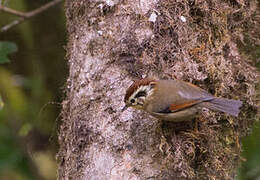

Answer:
[121,104,129,112]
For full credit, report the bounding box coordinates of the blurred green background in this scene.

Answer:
[0,0,259,180]
[0,0,66,179]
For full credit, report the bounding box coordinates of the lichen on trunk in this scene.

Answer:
[58,0,259,179]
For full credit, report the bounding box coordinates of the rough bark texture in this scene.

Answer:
[58,0,259,179]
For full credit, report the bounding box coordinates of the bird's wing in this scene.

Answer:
[154,80,215,114]
[176,81,213,101]
[158,97,213,113]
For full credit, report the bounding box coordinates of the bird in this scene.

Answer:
[122,78,242,122]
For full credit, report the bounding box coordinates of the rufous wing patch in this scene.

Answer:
[169,100,199,112]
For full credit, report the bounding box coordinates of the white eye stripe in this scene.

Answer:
[128,85,153,103]
[129,86,147,101]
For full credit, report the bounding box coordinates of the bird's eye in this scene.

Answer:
[130,99,135,103]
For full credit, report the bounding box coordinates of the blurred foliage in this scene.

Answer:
[238,120,260,180]
[0,41,17,64]
[237,76,260,180]
[0,0,66,179]
[0,95,3,109]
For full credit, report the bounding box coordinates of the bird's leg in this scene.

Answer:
[194,118,199,133]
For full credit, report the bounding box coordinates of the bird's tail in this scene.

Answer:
[203,98,242,117]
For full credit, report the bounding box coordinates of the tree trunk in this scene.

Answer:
[58,0,259,179]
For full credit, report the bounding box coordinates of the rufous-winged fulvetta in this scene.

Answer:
[122,78,242,122]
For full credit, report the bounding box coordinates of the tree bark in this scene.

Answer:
[58,0,259,179]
